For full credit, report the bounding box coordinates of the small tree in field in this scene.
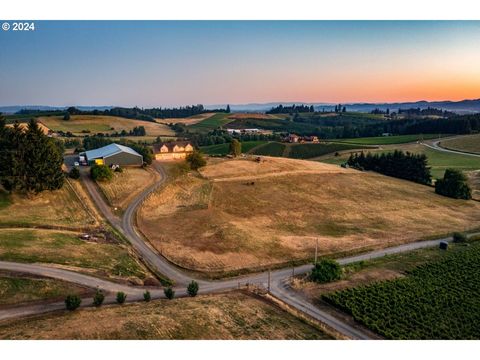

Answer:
[93,289,105,307]
[186,151,206,170]
[310,259,342,284]
[187,280,199,297]
[116,291,127,304]
[143,290,151,302]
[69,167,80,179]
[65,294,81,311]
[229,139,242,157]
[164,287,175,300]
[63,112,71,121]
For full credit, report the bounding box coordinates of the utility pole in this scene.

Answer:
[315,238,318,264]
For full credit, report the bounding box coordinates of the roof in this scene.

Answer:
[84,143,142,160]
[153,141,192,154]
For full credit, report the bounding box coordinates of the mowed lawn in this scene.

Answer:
[200,141,267,155]
[0,276,93,307]
[0,185,95,228]
[138,157,480,273]
[96,167,158,211]
[439,134,480,154]
[0,229,148,282]
[38,115,175,136]
[0,292,330,340]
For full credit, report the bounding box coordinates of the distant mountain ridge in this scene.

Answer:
[2,98,480,115]
[206,99,480,114]
[0,105,113,114]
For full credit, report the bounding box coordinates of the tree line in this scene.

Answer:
[64,104,228,122]
[266,104,315,114]
[347,150,432,185]
[0,118,64,194]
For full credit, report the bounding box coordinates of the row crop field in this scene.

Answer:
[200,141,266,155]
[323,242,480,339]
[188,113,233,133]
[288,143,372,159]
[334,134,446,145]
[250,142,372,159]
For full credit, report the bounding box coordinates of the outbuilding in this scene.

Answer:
[82,143,143,166]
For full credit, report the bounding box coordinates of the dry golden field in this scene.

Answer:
[156,113,216,125]
[38,115,175,136]
[0,292,329,340]
[440,134,480,154]
[138,157,480,273]
[97,168,158,211]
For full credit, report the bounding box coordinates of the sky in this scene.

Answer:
[1,21,480,107]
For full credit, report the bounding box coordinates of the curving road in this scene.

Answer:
[423,137,480,158]
[1,161,475,339]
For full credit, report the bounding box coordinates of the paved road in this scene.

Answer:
[424,137,480,158]
[2,160,476,338]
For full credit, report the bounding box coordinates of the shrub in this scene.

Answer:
[186,151,206,170]
[143,290,151,302]
[187,280,199,297]
[310,259,342,283]
[69,167,80,179]
[65,294,81,311]
[453,232,468,243]
[435,169,472,200]
[116,291,127,304]
[164,287,175,300]
[63,112,71,121]
[93,289,105,307]
[90,164,113,181]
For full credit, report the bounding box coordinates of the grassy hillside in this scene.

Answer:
[0,229,149,282]
[38,115,174,137]
[138,157,480,274]
[0,276,92,307]
[200,141,267,155]
[439,134,480,154]
[0,292,330,340]
[0,184,95,228]
[324,242,480,339]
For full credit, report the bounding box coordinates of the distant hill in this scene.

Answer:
[206,99,480,114]
[0,105,113,114]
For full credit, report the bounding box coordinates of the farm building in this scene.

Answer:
[82,143,143,166]
[153,141,194,160]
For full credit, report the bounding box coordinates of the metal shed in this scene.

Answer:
[83,143,143,166]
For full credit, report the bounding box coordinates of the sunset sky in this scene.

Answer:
[1,21,480,107]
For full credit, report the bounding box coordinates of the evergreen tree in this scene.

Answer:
[229,139,242,157]
[0,119,64,194]
[435,169,472,200]
[226,104,231,113]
